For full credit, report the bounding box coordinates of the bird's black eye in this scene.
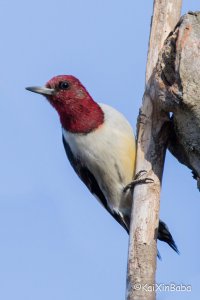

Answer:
[58,81,70,90]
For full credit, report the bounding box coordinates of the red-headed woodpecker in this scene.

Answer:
[26,75,178,254]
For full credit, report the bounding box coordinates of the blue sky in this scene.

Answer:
[1,1,200,299]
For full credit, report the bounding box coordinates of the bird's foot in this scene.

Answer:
[123,170,154,193]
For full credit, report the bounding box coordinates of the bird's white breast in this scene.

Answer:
[62,103,136,211]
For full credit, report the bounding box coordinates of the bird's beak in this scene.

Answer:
[26,86,55,96]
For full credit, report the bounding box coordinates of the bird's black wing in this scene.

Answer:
[62,135,129,232]
[62,136,179,254]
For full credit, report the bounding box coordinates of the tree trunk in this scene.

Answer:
[126,1,182,300]
[164,12,200,189]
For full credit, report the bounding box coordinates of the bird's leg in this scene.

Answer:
[123,170,154,193]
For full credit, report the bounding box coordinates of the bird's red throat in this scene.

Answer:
[49,93,104,134]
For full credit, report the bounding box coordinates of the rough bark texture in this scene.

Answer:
[153,12,200,188]
[126,1,182,300]
[146,0,183,83]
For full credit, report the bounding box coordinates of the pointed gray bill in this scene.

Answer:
[26,86,55,95]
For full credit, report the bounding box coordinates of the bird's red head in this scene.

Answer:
[26,75,104,134]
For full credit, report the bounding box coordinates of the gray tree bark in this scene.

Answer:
[126,7,200,300]
[160,12,200,188]
[126,1,183,300]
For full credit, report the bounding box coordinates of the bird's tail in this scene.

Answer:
[158,220,179,254]
[122,215,179,257]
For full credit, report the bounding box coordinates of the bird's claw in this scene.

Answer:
[134,170,147,180]
[123,170,154,193]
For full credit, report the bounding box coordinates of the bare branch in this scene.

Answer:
[126,1,182,300]
[146,0,183,83]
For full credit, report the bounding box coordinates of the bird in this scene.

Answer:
[26,75,179,255]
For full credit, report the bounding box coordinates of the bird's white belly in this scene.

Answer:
[62,103,136,212]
